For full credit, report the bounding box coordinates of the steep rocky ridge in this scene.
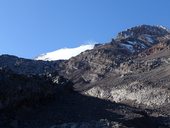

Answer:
[0,55,62,75]
[60,25,170,88]
[79,26,170,109]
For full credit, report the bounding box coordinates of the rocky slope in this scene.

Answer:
[0,67,73,110]
[0,55,61,75]
[0,25,170,127]
[84,40,170,108]
[61,25,170,91]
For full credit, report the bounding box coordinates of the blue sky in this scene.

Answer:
[0,0,170,58]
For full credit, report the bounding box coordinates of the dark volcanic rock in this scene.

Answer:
[0,67,73,111]
[0,54,63,75]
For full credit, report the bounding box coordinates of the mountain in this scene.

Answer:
[60,25,170,86]
[35,44,95,61]
[0,25,170,128]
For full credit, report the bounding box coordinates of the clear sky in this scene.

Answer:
[0,0,170,59]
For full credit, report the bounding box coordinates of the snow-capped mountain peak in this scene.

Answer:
[35,44,95,61]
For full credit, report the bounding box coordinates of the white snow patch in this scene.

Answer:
[127,41,147,49]
[127,41,136,45]
[121,43,135,53]
[35,44,95,61]
[140,43,147,48]
[157,25,170,32]
[144,34,154,44]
